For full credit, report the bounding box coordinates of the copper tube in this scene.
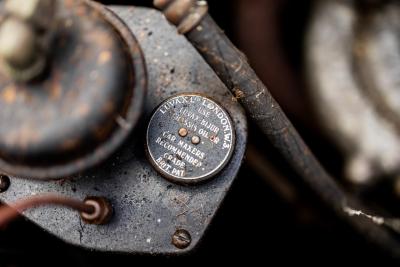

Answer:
[0,194,94,227]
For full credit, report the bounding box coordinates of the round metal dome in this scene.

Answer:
[0,0,146,179]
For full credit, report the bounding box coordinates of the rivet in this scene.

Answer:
[178,128,188,137]
[191,135,200,145]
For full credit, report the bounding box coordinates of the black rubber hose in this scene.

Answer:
[186,14,347,210]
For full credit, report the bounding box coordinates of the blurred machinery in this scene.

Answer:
[307,0,400,186]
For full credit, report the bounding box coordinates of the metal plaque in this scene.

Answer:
[146,94,235,183]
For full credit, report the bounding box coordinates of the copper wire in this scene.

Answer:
[0,194,94,227]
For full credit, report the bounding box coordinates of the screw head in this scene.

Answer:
[0,175,10,193]
[172,229,191,249]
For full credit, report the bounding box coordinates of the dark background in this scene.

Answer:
[0,0,397,265]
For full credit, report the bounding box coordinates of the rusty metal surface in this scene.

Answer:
[306,0,400,184]
[0,6,247,254]
[0,0,146,179]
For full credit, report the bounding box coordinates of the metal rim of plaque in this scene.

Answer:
[146,93,236,184]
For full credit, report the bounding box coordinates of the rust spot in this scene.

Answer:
[5,125,40,149]
[61,138,80,151]
[233,88,245,99]
[98,51,112,65]
[102,101,115,114]
[76,5,87,17]
[50,83,62,100]
[85,31,113,49]
[64,0,74,8]
[93,119,114,141]
[75,103,90,117]
[1,85,17,103]
[138,31,147,41]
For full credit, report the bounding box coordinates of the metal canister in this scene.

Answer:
[0,0,147,179]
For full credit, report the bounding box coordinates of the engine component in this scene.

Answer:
[306,0,400,184]
[146,94,235,184]
[0,0,146,179]
[0,5,247,254]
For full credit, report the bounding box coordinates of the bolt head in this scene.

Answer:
[0,175,10,193]
[172,229,191,249]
